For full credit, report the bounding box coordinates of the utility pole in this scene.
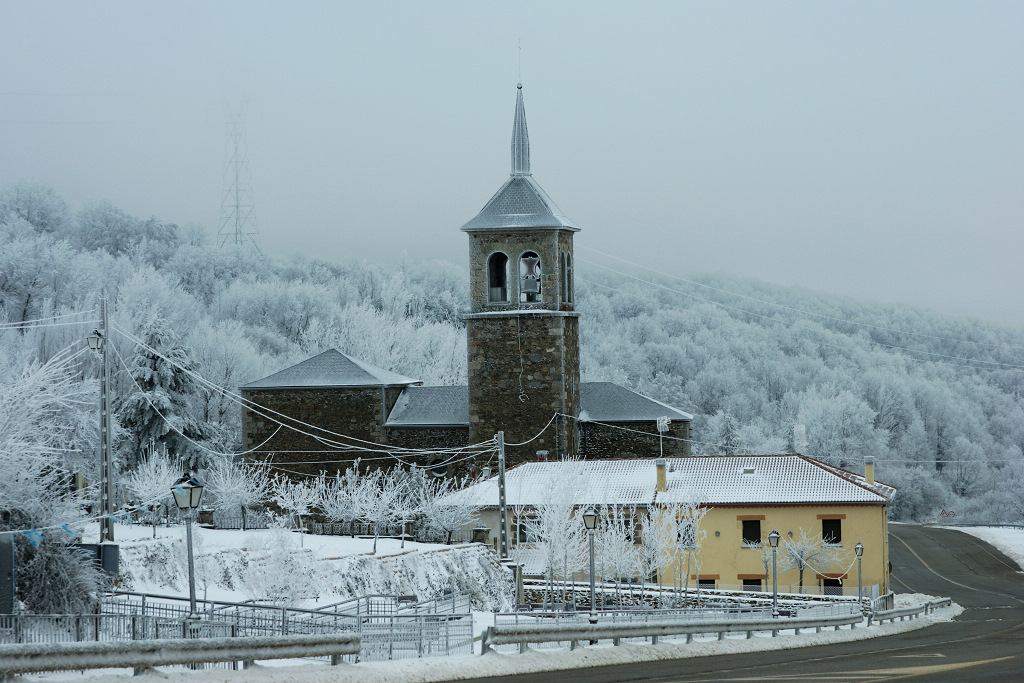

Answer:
[496,431,508,560]
[97,295,115,542]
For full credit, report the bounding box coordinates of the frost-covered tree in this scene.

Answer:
[319,466,362,528]
[356,467,406,554]
[271,475,318,546]
[744,539,774,590]
[0,181,69,234]
[205,457,272,530]
[126,447,180,536]
[519,459,588,604]
[780,528,850,593]
[421,474,476,544]
[670,492,708,598]
[115,317,209,470]
[640,504,677,601]
[595,505,639,601]
[0,345,103,613]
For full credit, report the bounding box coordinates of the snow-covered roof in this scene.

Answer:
[242,349,421,390]
[386,386,469,427]
[445,455,894,509]
[580,382,693,422]
[656,456,894,506]
[383,382,691,427]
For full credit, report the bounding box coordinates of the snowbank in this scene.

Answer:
[109,523,512,609]
[939,526,1024,571]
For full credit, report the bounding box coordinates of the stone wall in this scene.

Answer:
[240,386,404,477]
[466,229,575,313]
[579,420,691,459]
[466,311,580,466]
[384,426,472,476]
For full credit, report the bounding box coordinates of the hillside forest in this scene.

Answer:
[2,181,1023,532]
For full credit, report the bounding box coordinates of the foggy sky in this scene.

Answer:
[2,2,1022,327]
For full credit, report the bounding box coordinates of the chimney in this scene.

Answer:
[864,456,875,485]
[656,458,667,493]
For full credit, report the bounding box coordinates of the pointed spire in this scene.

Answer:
[511,83,530,176]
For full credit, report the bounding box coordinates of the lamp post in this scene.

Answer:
[583,507,598,625]
[172,474,205,616]
[854,541,864,604]
[768,529,781,618]
[88,294,114,543]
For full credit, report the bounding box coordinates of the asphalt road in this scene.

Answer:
[456,525,1024,683]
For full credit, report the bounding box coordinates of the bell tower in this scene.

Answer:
[462,84,581,465]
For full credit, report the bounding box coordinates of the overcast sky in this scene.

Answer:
[2,2,1022,327]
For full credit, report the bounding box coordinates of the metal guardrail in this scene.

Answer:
[0,631,360,675]
[868,598,952,626]
[481,598,953,654]
[481,612,863,654]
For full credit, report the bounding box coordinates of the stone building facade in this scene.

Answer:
[240,84,692,477]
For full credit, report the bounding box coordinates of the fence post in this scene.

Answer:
[281,607,288,635]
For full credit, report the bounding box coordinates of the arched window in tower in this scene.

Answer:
[487,252,509,303]
[520,251,542,303]
[560,252,573,304]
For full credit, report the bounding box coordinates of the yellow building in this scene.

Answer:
[452,454,894,599]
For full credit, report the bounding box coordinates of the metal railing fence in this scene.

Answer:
[99,590,473,662]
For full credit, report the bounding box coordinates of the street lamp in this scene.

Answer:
[768,529,781,618]
[854,541,864,604]
[87,329,103,351]
[582,507,598,625]
[172,474,205,616]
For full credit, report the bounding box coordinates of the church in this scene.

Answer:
[240,85,693,476]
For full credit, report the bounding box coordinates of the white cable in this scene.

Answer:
[0,309,97,328]
[0,319,100,331]
[111,322,496,455]
[110,341,285,459]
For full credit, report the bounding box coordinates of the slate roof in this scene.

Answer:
[460,175,580,232]
[382,382,691,427]
[386,386,469,427]
[580,382,693,422]
[444,455,894,508]
[241,349,421,389]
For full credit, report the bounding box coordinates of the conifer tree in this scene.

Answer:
[115,317,209,470]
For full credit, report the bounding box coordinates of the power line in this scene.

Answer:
[110,322,497,459]
[111,337,286,460]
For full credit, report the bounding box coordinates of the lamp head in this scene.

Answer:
[172,473,204,510]
[582,507,597,530]
[855,541,864,557]
[87,330,103,352]
[768,529,781,548]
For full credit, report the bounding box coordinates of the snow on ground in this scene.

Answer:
[29,597,962,683]
[98,522,511,609]
[939,526,1024,572]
